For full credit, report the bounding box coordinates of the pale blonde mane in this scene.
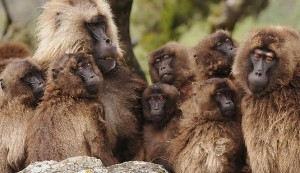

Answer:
[33,0,122,67]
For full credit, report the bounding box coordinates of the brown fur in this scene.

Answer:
[169,78,244,173]
[26,53,118,166]
[192,30,237,80]
[148,41,196,99]
[0,42,32,73]
[232,26,300,172]
[136,83,181,163]
[0,58,42,172]
[32,0,146,161]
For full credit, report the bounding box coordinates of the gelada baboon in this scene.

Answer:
[169,78,244,173]
[148,41,196,100]
[0,42,32,73]
[192,30,237,80]
[0,58,45,173]
[26,53,118,167]
[136,83,181,165]
[32,0,146,161]
[232,26,300,172]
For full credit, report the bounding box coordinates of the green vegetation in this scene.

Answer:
[131,0,300,82]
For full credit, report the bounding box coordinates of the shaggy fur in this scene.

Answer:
[192,30,237,80]
[0,42,31,73]
[148,41,196,100]
[32,0,146,161]
[33,0,121,67]
[0,58,43,172]
[232,26,300,172]
[26,53,118,167]
[169,78,244,173]
[136,83,181,163]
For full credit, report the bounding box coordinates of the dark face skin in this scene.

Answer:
[85,15,117,74]
[75,59,101,96]
[214,87,236,118]
[21,69,45,101]
[248,48,277,94]
[147,93,166,122]
[214,38,237,61]
[154,54,174,84]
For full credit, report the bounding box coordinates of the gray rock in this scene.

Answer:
[108,161,168,173]
[18,156,168,173]
[18,156,107,173]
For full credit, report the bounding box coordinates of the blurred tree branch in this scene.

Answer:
[1,0,12,37]
[210,0,269,32]
[109,0,147,81]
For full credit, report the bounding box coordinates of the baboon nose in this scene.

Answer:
[255,72,262,76]
[105,38,111,44]
[38,81,44,86]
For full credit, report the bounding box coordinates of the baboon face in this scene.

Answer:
[0,59,45,104]
[213,36,237,63]
[247,48,277,93]
[50,53,103,97]
[142,83,179,123]
[149,42,194,88]
[21,69,45,101]
[85,14,118,73]
[233,26,300,95]
[35,0,121,71]
[153,54,174,84]
[213,84,236,118]
[191,78,238,120]
[193,30,237,78]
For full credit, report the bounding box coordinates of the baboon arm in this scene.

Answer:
[83,130,118,166]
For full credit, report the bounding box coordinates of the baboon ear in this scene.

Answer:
[51,69,60,80]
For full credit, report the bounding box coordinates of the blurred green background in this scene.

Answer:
[130,0,300,81]
[1,0,300,82]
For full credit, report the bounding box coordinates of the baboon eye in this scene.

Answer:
[216,42,222,46]
[254,52,260,60]
[99,21,106,27]
[159,96,164,100]
[216,92,223,97]
[265,52,274,63]
[265,56,273,63]
[78,66,83,70]
[225,38,230,42]
[163,55,169,59]
[155,58,161,63]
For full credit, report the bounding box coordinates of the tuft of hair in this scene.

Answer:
[33,0,122,67]
[0,42,31,59]
[0,42,32,73]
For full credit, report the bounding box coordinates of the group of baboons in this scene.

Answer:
[0,0,299,173]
